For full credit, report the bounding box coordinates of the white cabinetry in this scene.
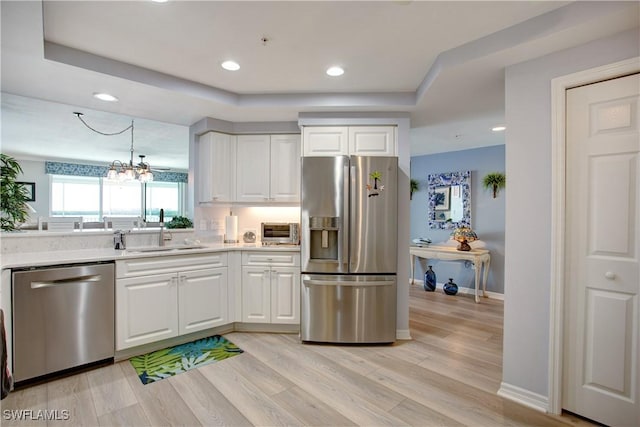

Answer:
[197,132,235,203]
[116,253,228,350]
[270,135,301,202]
[236,135,270,202]
[302,126,348,156]
[302,126,396,156]
[236,134,301,203]
[241,251,300,324]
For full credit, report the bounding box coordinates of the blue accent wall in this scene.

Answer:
[411,145,505,294]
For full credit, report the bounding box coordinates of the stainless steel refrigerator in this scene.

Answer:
[300,155,397,343]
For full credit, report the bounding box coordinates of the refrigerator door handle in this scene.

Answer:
[303,279,395,287]
[349,164,357,270]
[341,163,350,269]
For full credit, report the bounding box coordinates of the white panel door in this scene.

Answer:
[197,132,235,203]
[236,135,270,202]
[270,134,301,202]
[241,266,270,323]
[302,126,348,156]
[196,133,214,203]
[178,267,228,335]
[348,126,396,156]
[116,273,178,350]
[210,132,235,202]
[564,73,639,426]
[270,267,300,324]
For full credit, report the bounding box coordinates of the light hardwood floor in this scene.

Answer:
[2,287,594,426]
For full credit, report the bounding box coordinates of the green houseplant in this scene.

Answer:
[483,172,506,198]
[166,215,193,229]
[1,154,29,231]
[410,179,419,200]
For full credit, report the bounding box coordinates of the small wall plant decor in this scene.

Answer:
[483,172,506,198]
[410,179,419,200]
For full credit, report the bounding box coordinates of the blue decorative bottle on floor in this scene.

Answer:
[443,278,458,295]
[424,266,436,292]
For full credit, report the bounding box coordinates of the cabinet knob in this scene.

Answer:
[604,271,616,280]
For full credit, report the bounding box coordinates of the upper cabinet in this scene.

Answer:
[197,132,300,204]
[236,134,301,203]
[197,132,235,203]
[236,135,271,202]
[302,126,348,156]
[302,126,396,156]
[269,135,301,202]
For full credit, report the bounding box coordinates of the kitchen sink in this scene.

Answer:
[126,244,207,253]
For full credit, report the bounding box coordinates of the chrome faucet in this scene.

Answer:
[159,208,165,247]
[113,230,126,250]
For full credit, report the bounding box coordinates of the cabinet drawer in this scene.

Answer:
[117,253,228,278]
[242,251,300,267]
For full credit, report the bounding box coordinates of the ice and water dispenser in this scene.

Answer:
[308,216,340,261]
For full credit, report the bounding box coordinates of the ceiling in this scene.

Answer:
[1,1,638,169]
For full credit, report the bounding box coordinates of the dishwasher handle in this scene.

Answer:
[31,274,103,289]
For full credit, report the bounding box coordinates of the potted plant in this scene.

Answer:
[410,179,419,200]
[166,215,193,229]
[483,172,506,198]
[1,154,29,231]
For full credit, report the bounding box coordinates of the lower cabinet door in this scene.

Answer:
[242,267,271,323]
[178,267,228,335]
[271,267,300,324]
[116,273,179,350]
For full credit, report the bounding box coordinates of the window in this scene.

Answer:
[145,181,183,222]
[51,176,101,221]
[103,180,142,217]
[50,175,185,223]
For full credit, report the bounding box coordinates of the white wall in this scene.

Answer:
[410,145,505,293]
[503,28,639,402]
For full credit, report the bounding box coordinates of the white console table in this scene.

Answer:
[410,245,491,303]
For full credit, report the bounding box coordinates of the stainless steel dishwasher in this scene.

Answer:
[12,262,115,383]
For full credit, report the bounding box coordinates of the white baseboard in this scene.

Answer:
[396,329,412,340]
[411,279,504,300]
[497,382,549,413]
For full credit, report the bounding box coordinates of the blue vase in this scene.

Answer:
[443,278,458,295]
[424,266,436,292]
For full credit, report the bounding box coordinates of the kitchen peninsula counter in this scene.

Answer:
[1,242,300,270]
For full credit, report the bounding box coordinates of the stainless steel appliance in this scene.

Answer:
[301,156,397,343]
[261,222,300,246]
[12,262,115,383]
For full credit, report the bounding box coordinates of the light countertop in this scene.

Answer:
[1,243,300,270]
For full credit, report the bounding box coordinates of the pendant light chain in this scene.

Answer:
[73,112,153,182]
[74,112,132,136]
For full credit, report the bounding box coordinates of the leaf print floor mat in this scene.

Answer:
[129,335,244,385]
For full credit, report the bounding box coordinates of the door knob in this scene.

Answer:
[604,271,616,280]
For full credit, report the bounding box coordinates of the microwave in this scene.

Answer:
[261,222,300,246]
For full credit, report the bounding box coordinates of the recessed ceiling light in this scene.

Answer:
[221,61,240,71]
[492,126,506,132]
[326,66,345,77]
[93,92,118,102]
[151,0,169,3]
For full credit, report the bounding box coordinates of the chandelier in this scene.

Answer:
[74,112,154,182]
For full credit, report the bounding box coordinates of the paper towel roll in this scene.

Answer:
[224,216,238,243]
